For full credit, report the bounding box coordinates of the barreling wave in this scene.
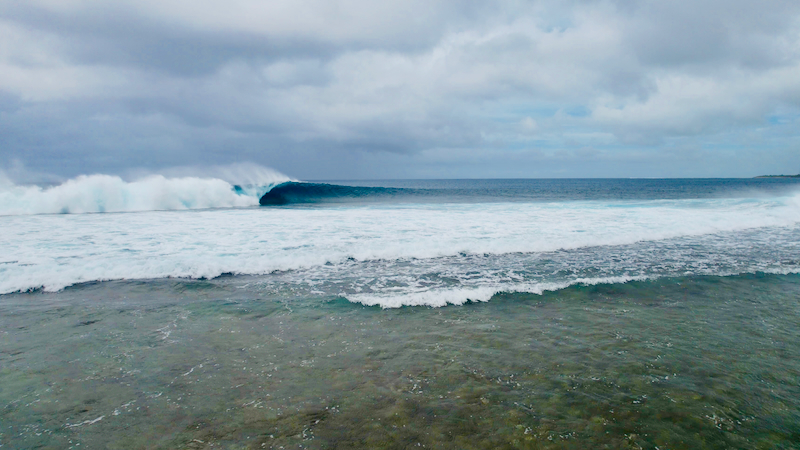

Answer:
[0,166,292,216]
[259,182,407,205]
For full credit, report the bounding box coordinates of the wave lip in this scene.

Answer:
[259,182,404,205]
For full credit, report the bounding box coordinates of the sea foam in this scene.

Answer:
[347,277,651,308]
[0,167,291,216]
[1,190,800,299]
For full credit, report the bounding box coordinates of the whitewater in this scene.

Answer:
[1,174,799,306]
[0,165,292,215]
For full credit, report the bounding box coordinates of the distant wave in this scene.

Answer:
[0,167,291,216]
[259,182,405,205]
[348,270,800,308]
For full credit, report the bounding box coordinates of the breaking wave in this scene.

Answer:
[2,189,800,297]
[2,176,800,305]
[0,165,292,215]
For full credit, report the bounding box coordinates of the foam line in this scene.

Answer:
[347,277,651,308]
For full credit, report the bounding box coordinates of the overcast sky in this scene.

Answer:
[1,0,799,181]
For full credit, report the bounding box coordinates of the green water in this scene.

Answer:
[2,274,799,449]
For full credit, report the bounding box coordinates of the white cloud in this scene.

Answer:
[1,0,799,177]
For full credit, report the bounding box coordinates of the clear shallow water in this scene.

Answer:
[2,274,800,449]
[2,178,800,448]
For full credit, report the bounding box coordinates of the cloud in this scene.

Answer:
[0,0,799,178]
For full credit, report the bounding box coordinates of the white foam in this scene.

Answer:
[348,276,650,308]
[0,167,291,216]
[1,192,799,295]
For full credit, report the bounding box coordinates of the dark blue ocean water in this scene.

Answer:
[258,178,800,205]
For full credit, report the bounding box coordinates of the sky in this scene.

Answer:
[1,0,799,181]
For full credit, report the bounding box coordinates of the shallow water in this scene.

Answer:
[2,273,799,449]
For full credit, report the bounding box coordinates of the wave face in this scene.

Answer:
[2,179,800,306]
[259,182,403,205]
[0,167,291,216]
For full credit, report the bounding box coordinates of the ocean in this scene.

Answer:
[1,177,800,448]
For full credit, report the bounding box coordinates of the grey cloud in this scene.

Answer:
[1,0,495,75]
[624,0,800,69]
[2,5,335,75]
